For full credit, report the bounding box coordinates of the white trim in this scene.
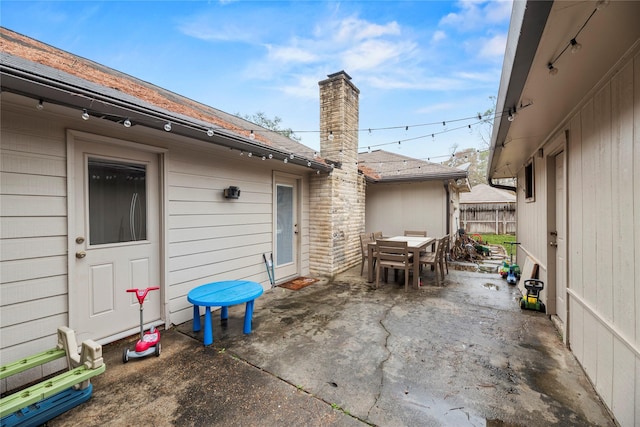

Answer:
[66,129,167,337]
[67,129,168,154]
[567,289,640,360]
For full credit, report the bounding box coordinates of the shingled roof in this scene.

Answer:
[460,183,515,203]
[357,149,468,183]
[0,27,332,171]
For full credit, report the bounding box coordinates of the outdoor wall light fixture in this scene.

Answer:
[81,109,90,120]
[223,186,241,199]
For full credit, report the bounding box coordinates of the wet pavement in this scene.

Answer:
[46,266,615,426]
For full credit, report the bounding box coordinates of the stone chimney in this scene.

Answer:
[309,71,366,277]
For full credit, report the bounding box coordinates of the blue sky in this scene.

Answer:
[1,0,512,161]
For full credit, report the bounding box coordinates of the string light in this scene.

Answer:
[249,130,255,140]
[164,122,172,132]
[123,118,132,128]
[328,131,334,141]
[546,1,605,76]
[207,128,214,137]
[36,99,44,110]
[82,109,90,120]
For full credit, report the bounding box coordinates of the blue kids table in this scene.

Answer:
[187,280,264,345]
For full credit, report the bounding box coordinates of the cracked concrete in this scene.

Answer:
[45,266,615,426]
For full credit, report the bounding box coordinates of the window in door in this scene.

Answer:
[88,158,147,245]
[276,184,293,265]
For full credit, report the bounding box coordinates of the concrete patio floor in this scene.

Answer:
[47,266,615,426]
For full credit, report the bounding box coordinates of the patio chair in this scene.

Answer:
[404,230,427,237]
[375,240,414,292]
[360,233,375,276]
[372,231,384,240]
[442,234,450,274]
[419,236,446,286]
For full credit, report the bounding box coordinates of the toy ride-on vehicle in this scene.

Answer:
[499,241,521,285]
[123,286,161,363]
[520,279,546,312]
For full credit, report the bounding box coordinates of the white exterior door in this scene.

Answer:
[554,151,567,325]
[274,176,298,280]
[71,137,161,343]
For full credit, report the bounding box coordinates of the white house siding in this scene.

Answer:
[365,181,446,238]
[164,143,310,326]
[0,94,313,392]
[0,103,69,392]
[517,46,640,426]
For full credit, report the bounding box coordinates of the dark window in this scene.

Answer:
[524,160,534,201]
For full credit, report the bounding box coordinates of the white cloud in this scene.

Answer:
[439,0,512,31]
[478,33,507,58]
[331,16,401,43]
[342,39,416,72]
[266,44,318,63]
[179,19,254,43]
[278,75,320,99]
[432,30,447,43]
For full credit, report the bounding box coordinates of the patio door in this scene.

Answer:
[274,176,299,280]
[71,136,161,343]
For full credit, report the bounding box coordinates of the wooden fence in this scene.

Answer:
[460,203,516,234]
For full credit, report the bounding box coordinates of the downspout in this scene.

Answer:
[444,181,451,235]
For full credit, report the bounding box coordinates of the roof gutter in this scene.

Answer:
[365,171,467,184]
[487,0,553,192]
[0,59,332,172]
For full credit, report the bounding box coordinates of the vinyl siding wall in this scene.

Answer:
[516,46,640,427]
[166,147,310,325]
[365,181,447,238]
[0,95,312,391]
[0,105,69,391]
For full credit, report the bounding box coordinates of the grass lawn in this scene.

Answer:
[475,234,517,257]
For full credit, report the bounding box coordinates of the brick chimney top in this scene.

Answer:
[326,70,352,80]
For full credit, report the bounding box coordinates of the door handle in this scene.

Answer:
[76,251,87,259]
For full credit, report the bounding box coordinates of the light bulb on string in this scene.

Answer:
[570,38,582,53]
[164,122,172,132]
[207,128,214,137]
[328,131,334,141]
[37,100,44,110]
[249,130,255,140]
[123,118,132,128]
[82,109,90,120]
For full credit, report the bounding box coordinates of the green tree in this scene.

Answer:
[236,111,301,142]
[443,97,497,186]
